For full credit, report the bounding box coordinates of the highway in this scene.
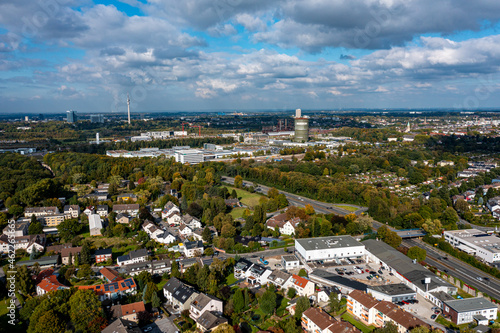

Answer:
[221,176,367,216]
[403,239,500,300]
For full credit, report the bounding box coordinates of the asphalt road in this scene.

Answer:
[403,239,500,300]
[221,176,367,216]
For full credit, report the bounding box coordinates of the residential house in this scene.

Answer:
[0,233,46,254]
[46,243,72,254]
[101,318,142,333]
[36,274,69,296]
[83,206,94,216]
[24,206,59,217]
[117,249,148,266]
[234,258,254,279]
[154,231,177,245]
[443,297,498,325]
[290,274,315,297]
[301,307,358,333]
[179,224,193,236]
[43,214,66,227]
[181,241,204,258]
[100,267,123,283]
[234,235,261,247]
[96,205,109,217]
[61,246,82,265]
[190,293,223,320]
[266,213,300,235]
[317,286,341,304]
[347,290,380,326]
[166,212,182,225]
[246,264,272,286]
[95,248,112,263]
[116,213,132,225]
[78,278,137,301]
[181,214,202,229]
[63,205,80,219]
[163,277,199,311]
[123,259,171,276]
[120,301,145,323]
[113,204,140,217]
[267,270,292,289]
[195,311,228,332]
[162,201,180,220]
[2,221,29,237]
[117,193,137,202]
[89,213,104,236]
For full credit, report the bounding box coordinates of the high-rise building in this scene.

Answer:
[293,108,309,143]
[90,114,104,123]
[66,110,77,123]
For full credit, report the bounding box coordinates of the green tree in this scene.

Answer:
[171,260,181,278]
[234,175,243,188]
[407,246,427,262]
[28,216,43,234]
[294,296,310,319]
[57,218,83,242]
[259,288,277,315]
[298,268,308,277]
[143,282,159,304]
[329,292,341,314]
[151,291,161,308]
[268,187,279,199]
[374,321,398,333]
[32,309,66,333]
[212,324,235,333]
[233,289,245,313]
[202,227,213,243]
[287,288,296,299]
[69,289,106,333]
[80,241,92,265]
[384,230,402,248]
[17,265,34,295]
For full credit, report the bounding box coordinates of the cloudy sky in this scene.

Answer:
[1,0,500,113]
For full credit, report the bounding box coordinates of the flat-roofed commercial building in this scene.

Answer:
[295,236,365,262]
[443,229,500,264]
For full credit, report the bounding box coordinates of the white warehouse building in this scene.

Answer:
[295,236,365,263]
[443,229,500,264]
[174,149,204,165]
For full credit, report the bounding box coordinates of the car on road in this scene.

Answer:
[443,269,448,273]
[476,277,483,281]
[431,314,437,320]
[144,327,153,332]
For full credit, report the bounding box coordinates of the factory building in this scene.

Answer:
[295,236,365,262]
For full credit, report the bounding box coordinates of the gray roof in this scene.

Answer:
[311,269,367,291]
[282,255,299,262]
[444,297,497,313]
[128,248,148,259]
[431,291,455,302]
[16,255,59,267]
[101,318,142,333]
[163,277,183,293]
[184,240,203,250]
[296,235,363,251]
[195,311,227,330]
[363,239,455,292]
[267,270,292,286]
[191,293,221,311]
[368,283,415,296]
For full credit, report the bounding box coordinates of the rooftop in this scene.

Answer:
[444,297,497,313]
[282,255,299,262]
[367,283,415,296]
[296,235,363,251]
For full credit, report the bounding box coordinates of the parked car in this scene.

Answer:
[389,272,394,276]
[431,314,437,320]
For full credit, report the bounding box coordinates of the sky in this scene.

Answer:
[1,0,500,114]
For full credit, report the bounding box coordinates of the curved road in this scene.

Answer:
[222,176,367,216]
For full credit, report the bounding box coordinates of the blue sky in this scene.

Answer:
[1,0,500,113]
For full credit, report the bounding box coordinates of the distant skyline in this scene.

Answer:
[1,0,500,113]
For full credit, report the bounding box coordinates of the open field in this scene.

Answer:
[334,205,359,212]
[225,186,264,209]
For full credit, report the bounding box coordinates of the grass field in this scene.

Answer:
[225,273,238,285]
[225,186,264,208]
[341,313,375,333]
[334,205,359,212]
[229,207,248,219]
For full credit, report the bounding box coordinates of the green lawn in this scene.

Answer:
[225,186,264,208]
[341,313,376,333]
[276,297,290,317]
[225,273,238,285]
[229,207,248,219]
[456,290,474,299]
[156,278,169,290]
[334,205,359,212]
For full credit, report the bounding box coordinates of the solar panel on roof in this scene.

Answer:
[104,285,110,291]
[121,282,125,288]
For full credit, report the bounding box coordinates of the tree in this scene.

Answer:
[80,241,92,265]
[304,204,315,215]
[33,309,66,333]
[136,271,153,291]
[329,292,341,314]
[294,296,310,319]
[231,189,238,199]
[268,187,279,199]
[171,260,181,278]
[407,246,426,262]
[234,175,243,188]
[298,268,308,277]
[287,288,296,299]
[57,219,83,242]
[202,227,213,243]
[17,264,34,295]
[151,291,161,308]
[374,321,398,333]
[233,289,245,313]
[384,230,402,248]
[221,223,236,238]
[69,289,106,333]
[143,282,158,304]
[29,217,43,235]
[259,288,277,315]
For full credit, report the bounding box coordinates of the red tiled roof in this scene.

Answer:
[34,268,54,284]
[100,267,123,282]
[292,274,311,288]
[121,301,146,316]
[349,290,379,309]
[302,307,336,330]
[37,275,69,293]
[78,278,137,296]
